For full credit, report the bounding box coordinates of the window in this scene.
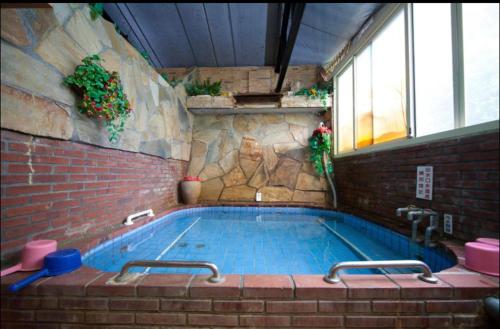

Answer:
[413,3,454,136]
[337,65,354,152]
[354,46,372,148]
[334,3,499,154]
[462,3,500,126]
[371,11,407,144]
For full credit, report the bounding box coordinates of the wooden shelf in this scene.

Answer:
[187,107,328,115]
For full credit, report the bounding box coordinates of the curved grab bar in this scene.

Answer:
[124,209,154,226]
[324,260,439,284]
[115,260,224,283]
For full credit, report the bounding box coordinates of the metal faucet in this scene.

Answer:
[422,209,441,247]
[407,209,425,242]
[396,205,420,217]
[398,207,441,247]
[397,205,424,243]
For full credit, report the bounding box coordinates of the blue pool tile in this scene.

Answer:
[83,207,456,275]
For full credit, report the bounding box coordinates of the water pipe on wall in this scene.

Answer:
[319,122,337,209]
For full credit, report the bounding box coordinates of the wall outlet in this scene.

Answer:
[443,214,453,235]
[256,192,261,202]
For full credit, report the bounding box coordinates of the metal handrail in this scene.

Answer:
[324,260,439,284]
[114,260,225,283]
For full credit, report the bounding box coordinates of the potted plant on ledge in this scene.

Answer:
[185,79,234,108]
[181,176,203,204]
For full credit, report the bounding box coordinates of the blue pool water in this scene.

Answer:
[83,207,456,275]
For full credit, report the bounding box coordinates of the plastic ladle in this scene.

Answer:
[9,249,82,292]
[0,240,57,277]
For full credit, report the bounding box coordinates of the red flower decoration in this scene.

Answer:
[312,126,332,137]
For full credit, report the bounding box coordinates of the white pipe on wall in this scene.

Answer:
[123,209,154,226]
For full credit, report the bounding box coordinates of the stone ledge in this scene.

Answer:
[187,95,332,114]
[186,96,235,108]
[281,95,332,108]
[1,267,497,299]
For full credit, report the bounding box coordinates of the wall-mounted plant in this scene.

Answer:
[89,3,103,20]
[185,78,222,96]
[295,82,332,111]
[309,124,333,175]
[161,73,182,88]
[140,50,153,66]
[309,123,337,208]
[64,54,133,143]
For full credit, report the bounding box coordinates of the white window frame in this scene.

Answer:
[332,3,499,158]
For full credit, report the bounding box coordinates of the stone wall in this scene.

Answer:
[0,3,192,264]
[1,3,192,161]
[188,114,330,205]
[159,65,319,94]
[334,131,499,242]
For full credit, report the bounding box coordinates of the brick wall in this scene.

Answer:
[0,129,188,264]
[333,131,499,242]
[1,269,497,328]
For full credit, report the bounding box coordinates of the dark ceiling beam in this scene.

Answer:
[274,3,305,92]
[264,3,282,66]
[274,3,291,73]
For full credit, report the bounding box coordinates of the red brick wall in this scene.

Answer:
[1,269,497,328]
[1,129,188,263]
[333,131,499,242]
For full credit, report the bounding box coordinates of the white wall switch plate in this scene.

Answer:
[256,192,261,202]
[443,214,453,235]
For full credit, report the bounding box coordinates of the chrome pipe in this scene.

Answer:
[324,260,439,284]
[408,210,424,242]
[396,205,419,217]
[114,260,224,283]
[425,213,441,247]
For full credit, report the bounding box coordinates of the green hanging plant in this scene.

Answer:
[294,82,332,111]
[89,3,103,20]
[309,125,333,175]
[140,50,154,66]
[185,78,222,96]
[161,73,182,88]
[63,54,133,143]
[310,124,338,208]
[113,23,121,34]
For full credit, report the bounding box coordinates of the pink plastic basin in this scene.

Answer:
[0,240,57,277]
[465,242,499,276]
[476,238,500,247]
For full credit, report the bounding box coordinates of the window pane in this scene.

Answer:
[463,3,500,126]
[355,46,373,148]
[337,65,354,152]
[413,3,454,136]
[372,11,408,144]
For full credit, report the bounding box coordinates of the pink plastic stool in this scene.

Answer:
[465,242,499,276]
[476,238,500,247]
